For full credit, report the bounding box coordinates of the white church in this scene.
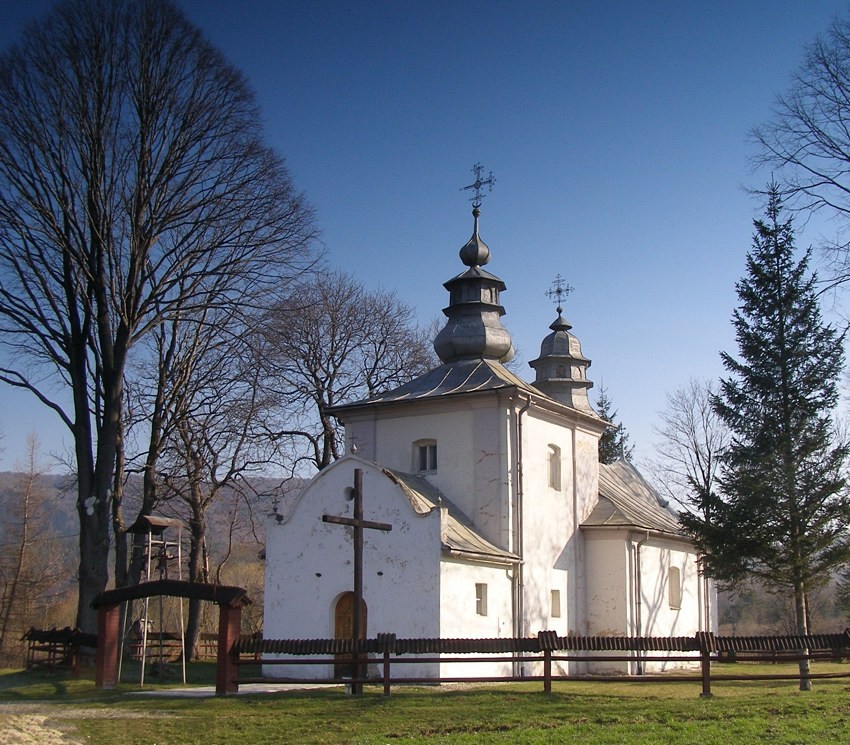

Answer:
[264,199,713,677]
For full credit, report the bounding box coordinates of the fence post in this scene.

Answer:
[215,603,242,695]
[696,631,715,698]
[95,604,120,689]
[538,631,558,693]
[378,633,396,697]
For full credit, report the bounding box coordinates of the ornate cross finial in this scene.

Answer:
[461,163,496,206]
[545,273,573,313]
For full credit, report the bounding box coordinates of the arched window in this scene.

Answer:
[548,444,561,490]
[414,439,438,473]
[668,566,682,609]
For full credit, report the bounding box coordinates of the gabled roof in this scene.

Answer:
[584,459,684,536]
[381,467,519,565]
[329,358,537,413]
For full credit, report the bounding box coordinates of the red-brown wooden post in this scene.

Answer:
[95,603,120,689]
[378,632,395,697]
[696,631,714,698]
[382,650,391,697]
[216,603,242,695]
[538,630,558,693]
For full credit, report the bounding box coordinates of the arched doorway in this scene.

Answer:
[334,591,367,678]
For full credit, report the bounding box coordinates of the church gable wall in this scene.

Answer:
[348,398,512,549]
[263,458,442,679]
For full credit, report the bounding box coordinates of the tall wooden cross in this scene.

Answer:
[322,468,392,693]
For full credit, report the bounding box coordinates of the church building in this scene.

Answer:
[264,197,713,678]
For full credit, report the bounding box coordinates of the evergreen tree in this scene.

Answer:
[595,383,634,464]
[680,185,850,690]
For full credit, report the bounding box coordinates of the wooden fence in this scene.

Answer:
[234,629,850,697]
[22,627,97,674]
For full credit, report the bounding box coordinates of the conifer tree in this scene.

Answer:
[681,184,850,690]
[595,382,634,464]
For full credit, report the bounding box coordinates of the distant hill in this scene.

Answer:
[0,469,305,549]
[0,470,77,535]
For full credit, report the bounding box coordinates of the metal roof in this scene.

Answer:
[381,467,519,564]
[126,515,185,534]
[330,358,539,412]
[584,459,684,536]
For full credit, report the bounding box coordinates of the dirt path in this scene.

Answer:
[0,703,157,745]
[0,704,85,745]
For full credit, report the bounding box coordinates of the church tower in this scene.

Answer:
[433,203,515,364]
[528,278,595,414]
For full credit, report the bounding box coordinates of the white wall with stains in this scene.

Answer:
[263,456,442,679]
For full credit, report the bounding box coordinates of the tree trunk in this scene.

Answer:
[185,495,208,658]
[0,473,31,657]
[794,579,811,691]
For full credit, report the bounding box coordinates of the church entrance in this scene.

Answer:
[334,592,367,678]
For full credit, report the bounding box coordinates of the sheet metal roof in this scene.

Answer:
[381,467,519,564]
[329,358,539,412]
[585,459,684,536]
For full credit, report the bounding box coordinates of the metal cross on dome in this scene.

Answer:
[546,274,573,312]
[461,163,496,206]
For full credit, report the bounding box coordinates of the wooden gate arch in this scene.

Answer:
[92,579,251,695]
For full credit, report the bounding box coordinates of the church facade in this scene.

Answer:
[264,202,713,678]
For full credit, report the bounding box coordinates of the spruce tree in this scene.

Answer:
[595,383,634,464]
[681,184,850,690]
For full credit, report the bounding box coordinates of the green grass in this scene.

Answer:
[1,664,849,744]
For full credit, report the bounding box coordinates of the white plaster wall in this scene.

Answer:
[584,530,703,673]
[518,410,600,636]
[584,533,631,636]
[639,539,702,672]
[515,410,600,676]
[438,559,513,677]
[263,456,442,680]
[347,398,512,551]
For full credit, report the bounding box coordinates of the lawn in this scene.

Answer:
[1,663,848,744]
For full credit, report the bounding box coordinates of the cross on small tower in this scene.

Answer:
[461,162,496,206]
[545,273,573,313]
[322,468,391,694]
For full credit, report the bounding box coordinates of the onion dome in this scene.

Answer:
[459,205,491,267]
[529,306,594,412]
[433,206,515,364]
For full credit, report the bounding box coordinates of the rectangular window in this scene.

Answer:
[417,442,437,472]
[551,589,561,618]
[668,566,682,609]
[475,583,488,616]
[548,444,561,490]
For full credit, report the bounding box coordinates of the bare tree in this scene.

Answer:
[752,10,850,285]
[154,330,278,655]
[264,271,435,472]
[0,435,69,662]
[0,0,316,632]
[647,378,728,516]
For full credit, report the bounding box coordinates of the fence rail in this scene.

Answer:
[22,627,97,674]
[233,629,850,697]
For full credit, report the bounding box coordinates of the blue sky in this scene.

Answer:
[2,1,849,471]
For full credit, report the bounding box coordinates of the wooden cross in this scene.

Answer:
[322,468,391,693]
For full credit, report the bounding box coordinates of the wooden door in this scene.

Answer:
[334,592,366,678]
